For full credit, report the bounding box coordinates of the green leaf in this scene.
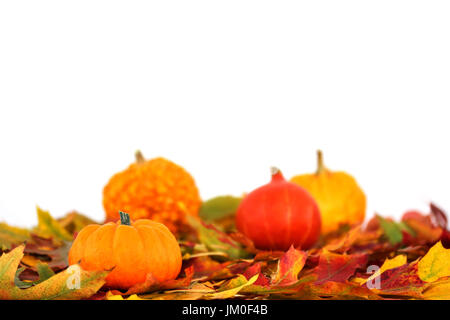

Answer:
[187,216,249,260]
[199,196,242,221]
[15,262,55,289]
[377,215,403,245]
[34,207,73,242]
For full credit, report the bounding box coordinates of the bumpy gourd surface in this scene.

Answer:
[103,157,201,233]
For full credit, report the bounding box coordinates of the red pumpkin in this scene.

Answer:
[236,167,321,250]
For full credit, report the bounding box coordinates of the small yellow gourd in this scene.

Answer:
[290,150,366,234]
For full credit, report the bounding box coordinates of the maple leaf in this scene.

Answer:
[0,245,108,300]
[271,246,307,286]
[314,250,368,285]
[362,254,407,285]
[372,262,426,298]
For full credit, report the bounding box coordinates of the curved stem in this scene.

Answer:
[119,211,131,225]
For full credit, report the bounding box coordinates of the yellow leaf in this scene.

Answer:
[423,280,450,300]
[362,254,407,284]
[0,222,30,249]
[204,274,258,299]
[418,241,450,282]
[106,292,143,300]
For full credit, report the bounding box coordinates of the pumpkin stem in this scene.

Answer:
[270,166,285,182]
[270,166,280,175]
[119,211,131,225]
[135,150,145,164]
[316,150,327,174]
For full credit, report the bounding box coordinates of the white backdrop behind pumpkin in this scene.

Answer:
[0,0,449,227]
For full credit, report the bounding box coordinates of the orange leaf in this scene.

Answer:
[272,246,307,285]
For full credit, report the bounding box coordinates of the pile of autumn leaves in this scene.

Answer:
[1,203,450,300]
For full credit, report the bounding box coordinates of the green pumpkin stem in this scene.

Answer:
[119,211,131,226]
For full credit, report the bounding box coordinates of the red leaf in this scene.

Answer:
[375,263,426,297]
[272,246,307,286]
[315,250,368,285]
[430,203,448,229]
[243,263,270,287]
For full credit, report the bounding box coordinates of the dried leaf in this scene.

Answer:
[120,266,195,295]
[362,254,407,285]
[430,203,448,229]
[204,274,258,299]
[422,278,450,300]
[272,246,307,285]
[0,245,108,299]
[0,222,30,250]
[34,207,73,242]
[315,250,367,285]
[188,217,248,260]
[418,241,450,282]
[373,262,426,298]
[57,211,98,235]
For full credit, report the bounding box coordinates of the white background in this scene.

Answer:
[1,1,449,227]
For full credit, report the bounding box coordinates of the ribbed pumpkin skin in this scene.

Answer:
[68,219,182,290]
[103,156,201,233]
[236,170,321,251]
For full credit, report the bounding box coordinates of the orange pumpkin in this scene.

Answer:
[68,211,182,290]
[103,151,201,234]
